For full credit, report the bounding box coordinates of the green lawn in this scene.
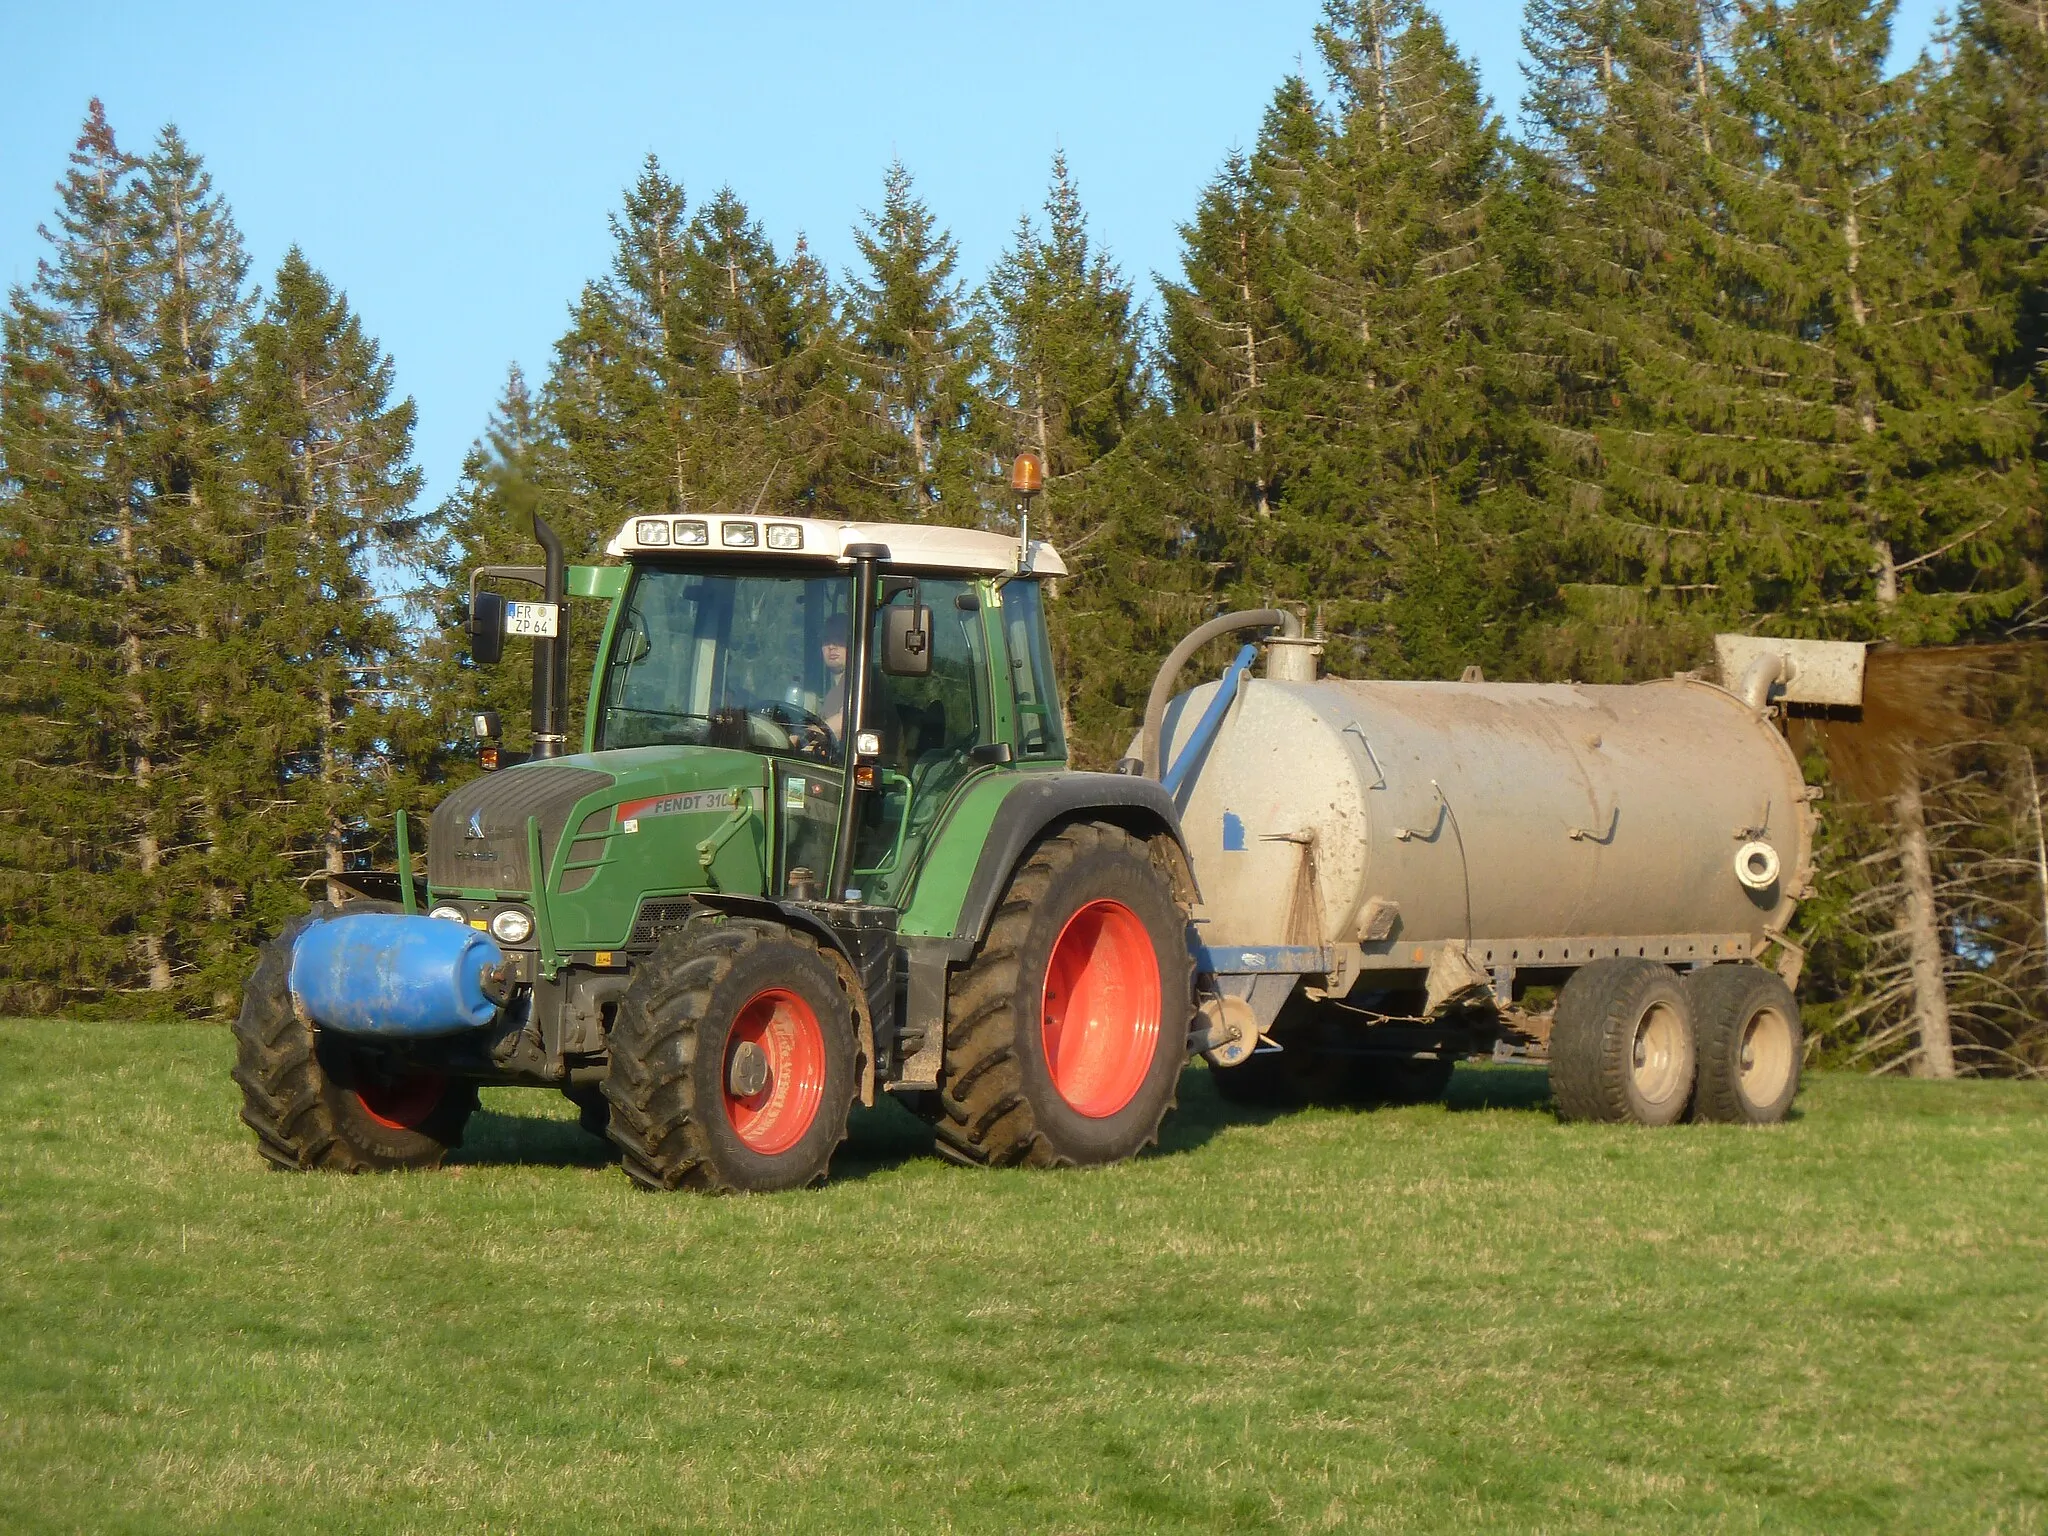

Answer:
[1,1022,2043,1534]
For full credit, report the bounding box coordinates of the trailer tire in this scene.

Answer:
[1687,964,1801,1124]
[603,918,857,1193]
[934,821,1193,1168]
[1549,959,1696,1126]
[232,903,478,1172]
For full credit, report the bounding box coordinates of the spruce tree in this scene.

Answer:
[424,365,588,762]
[0,103,191,1010]
[1948,0,2047,443]
[841,160,991,525]
[984,153,1168,756]
[235,249,424,923]
[1516,0,1749,677]
[1161,75,1327,539]
[1721,0,2038,641]
[550,159,849,525]
[551,156,706,526]
[1255,0,1548,678]
[685,187,848,510]
[134,124,257,1007]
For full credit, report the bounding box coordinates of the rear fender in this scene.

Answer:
[949,773,1191,949]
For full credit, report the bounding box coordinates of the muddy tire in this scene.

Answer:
[932,822,1193,1168]
[232,903,478,1172]
[603,918,857,1193]
[1687,964,1802,1124]
[1549,958,1696,1126]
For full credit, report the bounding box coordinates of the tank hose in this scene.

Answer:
[1138,608,1303,779]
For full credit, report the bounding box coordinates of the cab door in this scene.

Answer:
[852,576,994,906]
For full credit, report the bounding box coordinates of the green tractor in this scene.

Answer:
[233,500,1198,1192]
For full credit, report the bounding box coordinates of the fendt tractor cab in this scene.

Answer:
[233,477,1198,1192]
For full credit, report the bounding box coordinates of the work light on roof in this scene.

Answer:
[673,519,708,546]
[635,518,670,546]
[766,522,803,551]
[722,522,759,547]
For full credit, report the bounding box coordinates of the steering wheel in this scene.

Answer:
[750,700,835,757]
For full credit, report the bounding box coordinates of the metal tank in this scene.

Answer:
[1155,658,1817,979]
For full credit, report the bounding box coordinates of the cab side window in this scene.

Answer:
[1000,579,1065,759]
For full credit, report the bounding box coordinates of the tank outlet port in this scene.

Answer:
[1735,840,1781,891]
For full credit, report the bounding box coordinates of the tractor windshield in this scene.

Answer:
[596,566,855,760]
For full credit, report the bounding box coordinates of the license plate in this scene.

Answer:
[505,601,559,637]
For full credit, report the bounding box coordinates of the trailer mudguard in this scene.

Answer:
[289,913,505,1037]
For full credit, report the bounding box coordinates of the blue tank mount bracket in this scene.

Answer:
[289,913,508,1037]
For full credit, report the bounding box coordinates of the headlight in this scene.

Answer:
[721,521,759,547]
[765,522,803,550]
[429,905,466,923]
[634,518,670,546]
[673,518,709,546]
[490,908,534,945]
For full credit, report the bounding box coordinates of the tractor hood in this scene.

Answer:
[427,747,768,897]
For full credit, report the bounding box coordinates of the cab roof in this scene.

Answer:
[604,511,1067,577]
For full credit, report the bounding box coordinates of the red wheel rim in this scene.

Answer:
[1040,899,1162,1118]
[723,988,827,1155]
[354,1073,447,1131]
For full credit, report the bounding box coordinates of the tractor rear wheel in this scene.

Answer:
[232,903,478,1172]
[1687,964,1802,1124]
[932,822,1193,1168]
[1549,958,1696,1126]
[603,918,857,1193]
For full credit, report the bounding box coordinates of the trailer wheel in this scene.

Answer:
[934,822,1193,1168]
[1548,959,1696,1126]
[1687,964,1802,1124]
[603,918,857,1193]
[231,903,478,1172]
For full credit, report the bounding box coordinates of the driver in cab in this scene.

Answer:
[792,615,848,760]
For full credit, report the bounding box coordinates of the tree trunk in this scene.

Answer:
[1895,771,1956,1077]
[2027,753,2048,1000]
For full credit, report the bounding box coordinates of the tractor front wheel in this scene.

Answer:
[232,904,478,1172]
[603,918,858,1193]
[933,822,1194,1168]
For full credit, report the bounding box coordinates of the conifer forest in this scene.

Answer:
[2,0,2044,1075]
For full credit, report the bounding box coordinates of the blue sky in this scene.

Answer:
[0,1,1943,510]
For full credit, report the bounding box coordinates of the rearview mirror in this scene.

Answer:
[467,590,505,666]
[881,605,932,676]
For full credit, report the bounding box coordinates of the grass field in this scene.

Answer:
[1,1021,2044,1534]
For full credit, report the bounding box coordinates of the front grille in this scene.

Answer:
[428,765,614,893]
[629,897,701,948]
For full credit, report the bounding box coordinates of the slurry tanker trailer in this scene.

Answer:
[235,461,1862,1191]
